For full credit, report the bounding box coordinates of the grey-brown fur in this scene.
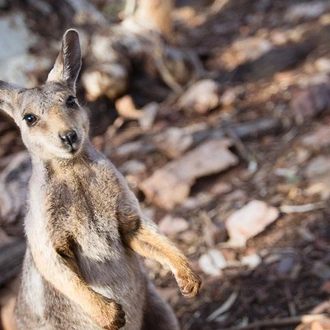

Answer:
[0,30,201,330]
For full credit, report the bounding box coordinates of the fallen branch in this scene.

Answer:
[108,117,283,158]
[193,117,283,146]
[220,314,329,330]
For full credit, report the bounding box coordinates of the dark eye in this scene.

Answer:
[66,95,76,107]
[23,114,38,127]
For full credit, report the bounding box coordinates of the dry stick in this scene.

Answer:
[220,314,328,330]
[0,240,25,286]
[109,117,283,158]
[152,46,184,94]
[192,117,282,147]
[226,127,258,173]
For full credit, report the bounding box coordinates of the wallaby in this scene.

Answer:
[0,30,201,330]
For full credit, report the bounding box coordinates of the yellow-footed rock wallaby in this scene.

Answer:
[0,30,201,330]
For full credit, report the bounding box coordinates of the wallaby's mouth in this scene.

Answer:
[58,129,83,157]
[65,141,82,156]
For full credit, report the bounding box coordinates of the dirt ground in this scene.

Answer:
[1,0,330,329]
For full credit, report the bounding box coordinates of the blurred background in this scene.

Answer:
[1,0,330,329]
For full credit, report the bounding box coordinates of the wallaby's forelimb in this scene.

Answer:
[30,241,125,329]
[124,225,201,298]
[117,191,201,298]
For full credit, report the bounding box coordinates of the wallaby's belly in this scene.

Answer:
[15,248,146,330]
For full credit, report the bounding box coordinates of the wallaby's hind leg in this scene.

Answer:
[142,282,180,330]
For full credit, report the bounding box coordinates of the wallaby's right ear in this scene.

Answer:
[47,29,82,91]
[0,81,23,118]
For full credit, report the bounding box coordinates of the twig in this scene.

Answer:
[192,117,282,146]
[220,314,329,330]
[226,128,258,173]
[207,291,239,322]
[152,46,184,94]
[107,117,283,158]
[280,203,325,214]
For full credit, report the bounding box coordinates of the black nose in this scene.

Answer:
[59,130,78,146]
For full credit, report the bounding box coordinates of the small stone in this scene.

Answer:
[284,2,328,22]
[290,84,330,125]
[315,58,330,73]
[210,182,232,196]
[301,125,330,151]
[119,160,146,175]
[220,86,245,107]
[158,215,189,236]
[140,138,238,210]
[277,256,296,277]
[138,102,159,130]
[241,253,262,269]
[177,79,220,114]
[225,200,279,247]
[198,249,227,277]
[305,156,330,179]
[312,261,330,280]
[153,127,193,159]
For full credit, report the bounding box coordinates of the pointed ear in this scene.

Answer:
[0,81,24,119]
[47,29,82,91]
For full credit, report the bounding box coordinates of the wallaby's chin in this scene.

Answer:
[28,138,85,161]
[58,144,83,159]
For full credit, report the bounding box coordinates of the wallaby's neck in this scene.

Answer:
[30,140,100,180]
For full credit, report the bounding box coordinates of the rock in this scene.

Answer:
[301,125,330,150]
[220,86,245,107]
[277,255,296,277]
[119,160,147,175]
[306,156,330,177]
[198,249,227,276]
[305,156,330,199]
[0,12,51,87]
[241,253,262,269]
[233,37,272,61]
[312,261,330,280]
[225,200,279,247]
[220,37,272,70]
[315,58,330,73]
[82,63,128,101]
[290,84,330,125]
[158,215,190,236]
[210,182,232,196]
[153,127,193,158]
[284,2,328,23]
[177,79,220,114]
[182,192,214,211]
[115,94,142,120]
[140,138,238,210]
[138,102,159,130]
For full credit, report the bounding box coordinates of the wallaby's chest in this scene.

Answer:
[29,163,125,258]
[47,165,119,221]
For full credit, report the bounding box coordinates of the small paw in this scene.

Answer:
[177,270,201,298]
[95,300,126,330]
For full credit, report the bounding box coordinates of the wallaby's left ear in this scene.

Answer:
[0,81,24,119]
[47,29,82,91]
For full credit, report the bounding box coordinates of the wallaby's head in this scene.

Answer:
[0,29,90,161]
